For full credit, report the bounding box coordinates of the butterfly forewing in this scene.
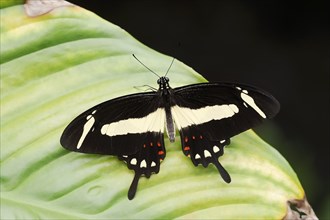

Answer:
[172,82,279,140]
[60,91,163,155]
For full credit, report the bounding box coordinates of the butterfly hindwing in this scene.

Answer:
[118,132,166,199]
[179,125,231,183]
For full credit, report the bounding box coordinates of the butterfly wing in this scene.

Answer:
[171,82,280,181]
[118,132,166,199]
[61,92,163,155]
[60,91,166,199]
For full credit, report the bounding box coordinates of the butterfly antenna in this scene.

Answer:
[132,54,161,78]
[164,57,175,77]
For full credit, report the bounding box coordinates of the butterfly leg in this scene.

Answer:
[180,127,231,183]
[118,132,166,200]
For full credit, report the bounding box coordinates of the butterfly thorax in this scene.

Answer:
[157,76,176,142]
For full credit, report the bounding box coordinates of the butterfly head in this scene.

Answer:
[157,76,170,90]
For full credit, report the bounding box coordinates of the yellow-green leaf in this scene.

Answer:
[0,1,317,219]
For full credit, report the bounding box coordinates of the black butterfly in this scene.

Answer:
[60,56,280,200]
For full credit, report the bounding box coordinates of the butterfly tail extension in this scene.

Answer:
[213,157,231,183]
[118,132,166,199]
[128,172,140,200]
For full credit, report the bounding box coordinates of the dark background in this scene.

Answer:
[70,0,329,217]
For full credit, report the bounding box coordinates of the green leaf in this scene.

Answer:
[1,2,317,219]
[0,0,23,9]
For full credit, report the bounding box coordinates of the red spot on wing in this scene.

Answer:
[158,150,164,155]
[192,136,196,140]
[143,144,146,148]
[157,141,161,147]
[184,136,188,143]
[184,146,190,151]
[200,135,203,139]
[150,142,153,147]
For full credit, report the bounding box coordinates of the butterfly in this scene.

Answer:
[60,55,280,200]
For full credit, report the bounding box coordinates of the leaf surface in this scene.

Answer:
[1,2,309,219]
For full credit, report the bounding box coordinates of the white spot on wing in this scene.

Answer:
[140,160,147,168]
[151,161,156,167]
[195,154,201,159]
[213,145,220,153]
[130,158,137,165]
[101,108,165,136]
[171,104,239,129]
[240,93,266,118]
[77,115,95,149]
[204,150,211,158]
[220,140,226,143]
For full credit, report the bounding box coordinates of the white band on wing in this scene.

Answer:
[101,108,165,136]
